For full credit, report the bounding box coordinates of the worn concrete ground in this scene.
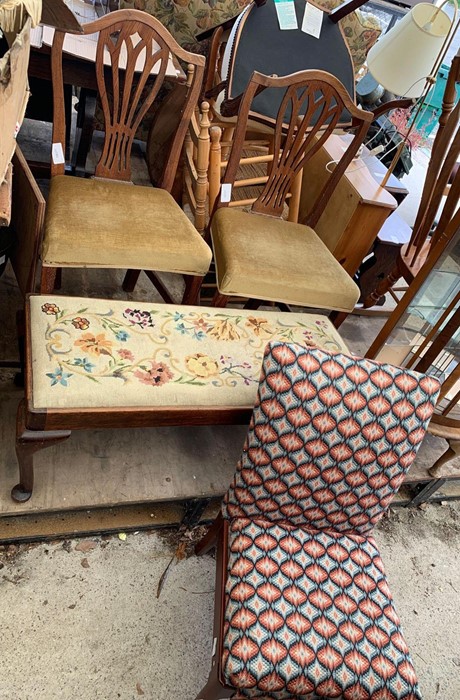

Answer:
[1,501,460,700]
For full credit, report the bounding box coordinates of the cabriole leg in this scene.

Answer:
[12,400,71,503]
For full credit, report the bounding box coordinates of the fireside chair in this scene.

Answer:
[39,9,212,305]
[194,340,440,700]
[208,69,373,313]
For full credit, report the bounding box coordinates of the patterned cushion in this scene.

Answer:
[120,0,249,53]
[223,342,440,534]
[223,517,422,700]
[316,0,382,75]
[29,297,348,410]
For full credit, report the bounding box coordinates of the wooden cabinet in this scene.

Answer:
[298,134,398,276]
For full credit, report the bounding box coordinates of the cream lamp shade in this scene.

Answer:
[367,3,452,98]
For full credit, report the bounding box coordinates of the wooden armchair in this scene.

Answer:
[208,69,373,315]
[39,9,212,306]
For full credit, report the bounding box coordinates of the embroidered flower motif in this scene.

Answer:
[123,308,155,328]
[173,312,185,322]
[74,333,113,357]
[46,368,72,386]
[118,349,135,361]
[315,319,329,327]
[209,319,240,341]
[185,353,219,378]
[72,317,90,330]
[42,302,60,315]
[134,361,173,387]
[246,316,273,338]
[193,317,209,332]
[115,330,130,342]
[303,330,315,344]
[73,358,95,372]
[176,322,189,335]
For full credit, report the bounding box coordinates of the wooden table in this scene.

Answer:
[298,134,400,277]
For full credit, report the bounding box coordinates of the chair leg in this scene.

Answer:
[12,400,71,503]
[329,311,349,329]
[362,263,401,309]
[14,309,25,388]
[428,438,460,478]
[194,674,234,700]
[195,520,234,700]
[40,266,59,294]
[182,275,203,305]
[243,299,261,311]
[195,513,224,556]
[122,269,141,293]
[212,291,229,308]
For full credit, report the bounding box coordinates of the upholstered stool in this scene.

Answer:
[14,295,349,501]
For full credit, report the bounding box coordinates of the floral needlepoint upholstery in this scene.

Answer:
[220,342,440,699]
[29,296,348,410]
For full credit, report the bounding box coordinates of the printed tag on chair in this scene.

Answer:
[52,143,65,165]
[221,183,232,202]
[301,3,323,38]
[274,0,298,30]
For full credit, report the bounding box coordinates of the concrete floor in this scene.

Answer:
[1,501,460,700]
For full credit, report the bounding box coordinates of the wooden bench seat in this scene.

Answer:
[14,295,349,502]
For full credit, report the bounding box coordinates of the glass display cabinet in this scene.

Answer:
[368,228,460,498]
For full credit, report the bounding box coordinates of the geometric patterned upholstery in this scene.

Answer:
[220,342,440,699]
[223,342,441,535]
[224,518,421,700]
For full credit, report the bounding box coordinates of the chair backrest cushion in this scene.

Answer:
[223,342,440,534]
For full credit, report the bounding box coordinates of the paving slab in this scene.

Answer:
[1,501,460,700]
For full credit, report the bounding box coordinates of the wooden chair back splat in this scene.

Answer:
[41,9,212,304]
[216,70,372,226]
[50,9,205,190]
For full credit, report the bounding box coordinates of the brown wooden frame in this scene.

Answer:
[12,295,254,502]
[363,50,460,309]
[39,9,206,304]
[208,69,372,310]
[194,514,234,700]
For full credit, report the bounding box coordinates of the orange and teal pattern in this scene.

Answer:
[223,343,440,535]
[221,342,440,699]
[224,518,421,699]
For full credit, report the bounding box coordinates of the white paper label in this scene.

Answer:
[301,3,323,38]
[52,142,65,165]
[212,637,217,657]
[0,255,5,265]
[221,183,232,203]
[274,0,298,30]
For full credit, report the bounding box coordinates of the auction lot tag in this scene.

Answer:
[274,0,298,30]
[301,3,323,38]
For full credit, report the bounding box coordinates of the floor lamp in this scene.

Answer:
[366,1,457,187]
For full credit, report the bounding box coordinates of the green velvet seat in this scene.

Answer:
[42,175,212,276]
[211,208,360,312]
